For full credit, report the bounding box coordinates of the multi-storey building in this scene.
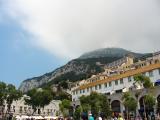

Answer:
[0,96,61,118]
[71,52,160,114]
[105,54,134,70]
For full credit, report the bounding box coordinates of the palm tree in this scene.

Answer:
[122,92,137,120]
[134,74,154,120]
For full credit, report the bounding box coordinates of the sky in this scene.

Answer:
[0,0,160,87]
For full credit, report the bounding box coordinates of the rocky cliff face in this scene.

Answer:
[19,60,90,92]
[19,48,148,93]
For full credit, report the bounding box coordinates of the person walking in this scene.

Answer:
[98,116,102,120]
[118,113,124,120]
[89,113,94,120]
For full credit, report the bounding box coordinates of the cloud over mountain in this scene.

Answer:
[1,0,160,59]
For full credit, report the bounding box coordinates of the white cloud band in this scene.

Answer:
[2,0,160,59]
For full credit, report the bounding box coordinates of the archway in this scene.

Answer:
[139,96,144,109]
[111,100,121,113]
[157,95,160,115]
[139,96,154,118]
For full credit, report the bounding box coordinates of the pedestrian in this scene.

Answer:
[89,113,94,120]
[98,116,102,120]
[118,113,124,120]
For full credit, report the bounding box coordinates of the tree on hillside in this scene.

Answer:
[24,88,53,115]
[58,81,69,89]
[54,91,71,100]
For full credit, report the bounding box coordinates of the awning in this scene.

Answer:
[44,116,58,119]
[21,115,29,119]
[155,79,160,86]
[155,79,160,83]
[32,116,44,119]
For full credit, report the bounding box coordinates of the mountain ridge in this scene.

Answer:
[79,48,144,59]
[19,48,150,92]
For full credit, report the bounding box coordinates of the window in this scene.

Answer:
[159,69,160,75]
[19,106,23,113]
[149,71,153,77]
[76,90,78,94]
[128,77,132,82]
[24,107,27,113]
[116,89,122,93]
[120,79,123,84]
[47,109,50,114]
[38,109,41,114]
[99,84,101,89]
[109,82,112,87]
[13,106,15,112]
[95,85,97,90]
[90,87,92,91]
[142,72,146,76]
[80,90,82,94]
[115,80,118,85]
[83,89,85,93]
[87,88,89,92]
[105,83,107,88]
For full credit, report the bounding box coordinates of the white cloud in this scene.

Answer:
[2,0,160,59]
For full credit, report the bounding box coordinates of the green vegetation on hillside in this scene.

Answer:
[41,56,121,88]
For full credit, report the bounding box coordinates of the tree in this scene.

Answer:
[24,88,53,115]
[0,82,7,118]
[58,81,69,89]
[100,94,111,118]
[89,92,101,118]
[0,82,22,120]
[80,95,91,113]
[73,106,82,120]
[5,84,22,113]
[59,99,71,117]
[122,92,137,120]
[134,74,153,89]
[0,82,7,106]
[144,94,156,110]
[134,74,154,119]
[55,91,71,100]
[79,92,111,119]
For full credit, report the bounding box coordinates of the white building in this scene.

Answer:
[2,97,61,116]
[71,62,160,113]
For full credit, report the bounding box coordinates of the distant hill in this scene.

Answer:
[79,48,143,59]
[19,48,150,93]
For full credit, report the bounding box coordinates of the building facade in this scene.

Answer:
[71,52,160,114]
[1,97,61,117]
